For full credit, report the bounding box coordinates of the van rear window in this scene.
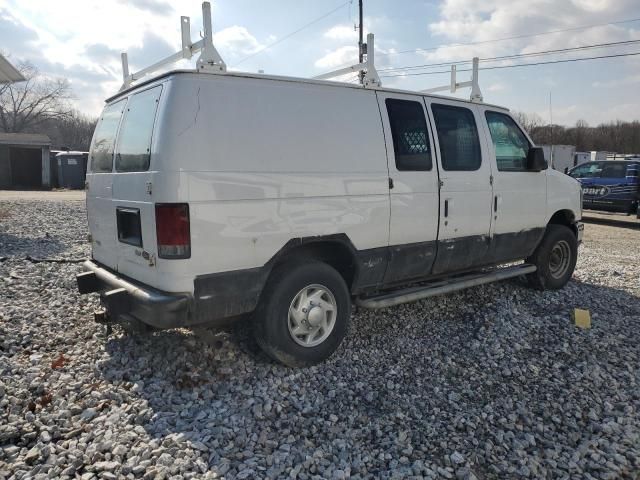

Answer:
[89,100,126,173]
[115,85,162,172]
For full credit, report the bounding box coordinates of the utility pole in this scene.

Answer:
[358,0,364,84]
[549,90,554,168]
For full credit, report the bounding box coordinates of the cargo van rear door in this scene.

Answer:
[111,85,163,279]
[86,99,127,270]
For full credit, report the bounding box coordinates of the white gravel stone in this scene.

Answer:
[1,198,639,479]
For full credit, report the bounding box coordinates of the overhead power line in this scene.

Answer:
[378,39,640,73]
[380,50,640,78]
[377,16,640,57]
[232,0,351,67]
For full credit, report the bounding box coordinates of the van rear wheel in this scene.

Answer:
[526,224,577,290]
[253,261,351,367]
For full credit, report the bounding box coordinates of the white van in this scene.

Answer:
[76,68,583,367]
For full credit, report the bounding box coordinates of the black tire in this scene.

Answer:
[526,224,578,290]
[253,260,351,368]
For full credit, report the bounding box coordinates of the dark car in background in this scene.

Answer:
[569,160,640,217]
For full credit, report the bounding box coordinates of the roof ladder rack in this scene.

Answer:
[313,33,381,88]
[421,57,483,102]
[120,1,226,91]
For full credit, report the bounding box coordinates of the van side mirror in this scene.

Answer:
[527,147,548,172]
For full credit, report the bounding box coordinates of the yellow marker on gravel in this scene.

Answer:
[573,309,591,329]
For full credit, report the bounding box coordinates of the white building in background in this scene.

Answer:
[575,152,590,166]
[541,144,576,173]
[591,151,612,162]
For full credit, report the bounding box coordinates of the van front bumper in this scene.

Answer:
[76,260,191,329]
[576,222,584,244]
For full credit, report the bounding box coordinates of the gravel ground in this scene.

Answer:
[1,199,639,480]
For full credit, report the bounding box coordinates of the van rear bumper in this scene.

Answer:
[76,260,191,329]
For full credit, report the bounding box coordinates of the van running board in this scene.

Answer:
[355,263,537,309]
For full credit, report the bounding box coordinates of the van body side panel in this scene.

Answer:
[153,74,391,293]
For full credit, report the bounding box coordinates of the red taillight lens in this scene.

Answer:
[155,203,191,259]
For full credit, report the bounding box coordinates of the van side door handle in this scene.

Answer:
[444,199,449,218]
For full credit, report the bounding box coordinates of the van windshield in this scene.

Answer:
[89,100,126,173]
[115,85,162,172]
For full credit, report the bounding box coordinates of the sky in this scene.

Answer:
[1,0,640,125]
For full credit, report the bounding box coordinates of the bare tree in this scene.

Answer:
[41,109,97,151]
[521,115,640,154]
[513,111,544,135]
[0,62,73,133]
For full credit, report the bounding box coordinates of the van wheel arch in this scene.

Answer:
[547,209,578,236]
[265,238,358,294]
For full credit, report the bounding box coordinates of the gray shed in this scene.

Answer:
[0,133,52,189]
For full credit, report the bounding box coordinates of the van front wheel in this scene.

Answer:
[526,224,577,290]
[254,261,351,367]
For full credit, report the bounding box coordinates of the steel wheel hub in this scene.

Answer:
[549,239,571,279]
[288,284,337,347]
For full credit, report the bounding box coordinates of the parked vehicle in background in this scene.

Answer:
[569,160,640,217]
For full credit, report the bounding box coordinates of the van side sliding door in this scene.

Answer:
[376,92,440,284]
[426,100,493,274]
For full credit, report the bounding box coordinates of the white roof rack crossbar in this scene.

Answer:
[421,57,483,102]
[313,33,381,88]
[120,1,226,91]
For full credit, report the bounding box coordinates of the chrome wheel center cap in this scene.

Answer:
[306,304,324,328]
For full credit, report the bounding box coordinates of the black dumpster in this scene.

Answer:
[56,152,88,189]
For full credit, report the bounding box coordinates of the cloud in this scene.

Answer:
[213,26,265,57]
[314,46,359,69]
[0,9,40,57]
[324,25,357,41]
[422,0,640,64]
[487,82,507,92]
[117,0,173,16]
[126,31,175,69]
[85,43,121,64]
[592,73,640,88]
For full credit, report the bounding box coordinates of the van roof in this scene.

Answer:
[106,69,510,112]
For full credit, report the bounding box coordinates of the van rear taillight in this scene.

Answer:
[155,203,191,259]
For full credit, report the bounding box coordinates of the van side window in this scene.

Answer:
[89,100,126,173]
[485,111,530,172]
[115,85,162,172]
[570,162,602,178]
[431,104,481,171]
[385,99,432,171]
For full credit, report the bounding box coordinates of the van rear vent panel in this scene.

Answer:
[116,208,143,247]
